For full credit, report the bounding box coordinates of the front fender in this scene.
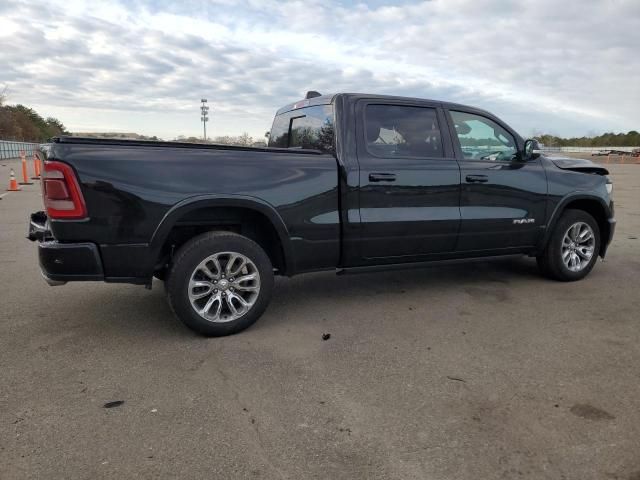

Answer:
[149,194,295,274]
[539,192,613,256]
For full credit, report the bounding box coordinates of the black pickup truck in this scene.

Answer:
[28,92,615,336]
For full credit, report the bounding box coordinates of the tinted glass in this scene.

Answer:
[365,105,443,158]
[450,110,517,161]
[269,105,334,153]
[269,113,290,148]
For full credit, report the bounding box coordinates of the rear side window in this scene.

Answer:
[269,105,334,153]
[365,104,443,158]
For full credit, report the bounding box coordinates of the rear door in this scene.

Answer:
[445,109,547,251]
[355,100,461,261]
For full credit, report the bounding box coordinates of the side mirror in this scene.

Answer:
[524,138,542,160]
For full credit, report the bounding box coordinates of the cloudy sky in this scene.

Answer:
[1,0,638,139]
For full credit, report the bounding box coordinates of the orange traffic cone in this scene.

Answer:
[7,169,21,191]
[31,153,41,179]
[20,154,34,185]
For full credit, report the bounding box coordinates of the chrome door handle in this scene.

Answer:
[465,174,489,183]
[369,173,396,182]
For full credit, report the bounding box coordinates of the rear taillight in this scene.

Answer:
[42,161,87,219]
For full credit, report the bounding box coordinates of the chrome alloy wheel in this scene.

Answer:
[561,222,595,272]
[188,252,261,323]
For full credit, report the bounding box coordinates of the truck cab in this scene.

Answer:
[268,93,612,269]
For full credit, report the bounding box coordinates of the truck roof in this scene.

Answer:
[276,92,493,117]
[276,94,337,115]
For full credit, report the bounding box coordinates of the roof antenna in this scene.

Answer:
[305,91,321,99]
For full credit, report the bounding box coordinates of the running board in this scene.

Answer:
[336,253,526,275]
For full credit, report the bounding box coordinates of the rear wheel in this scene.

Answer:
[537,209,600,281]
[166,231,274,336]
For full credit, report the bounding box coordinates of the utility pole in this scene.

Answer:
[200,98,209,141]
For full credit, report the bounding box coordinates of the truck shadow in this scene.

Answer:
[77,256,543,339]
[260,256,543,329]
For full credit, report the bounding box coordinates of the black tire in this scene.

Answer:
[166,231,274,336]
[537,209,600,281]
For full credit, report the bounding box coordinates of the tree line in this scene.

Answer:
[536,131,640,147]
[174,133,266,147]
[0,94,69,142]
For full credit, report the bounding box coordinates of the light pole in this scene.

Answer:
[200,98,209,141]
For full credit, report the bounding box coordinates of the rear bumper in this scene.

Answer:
[28,212,104,285]
[38,241,104,284]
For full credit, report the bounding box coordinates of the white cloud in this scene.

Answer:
[0,0,638,139]
[0,17,20,37]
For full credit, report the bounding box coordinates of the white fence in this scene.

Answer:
[540,146,637,153]
[0,140,40,160]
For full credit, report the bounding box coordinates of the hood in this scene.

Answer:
[547,156,609,176]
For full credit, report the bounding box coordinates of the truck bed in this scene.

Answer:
[44,136,341,280]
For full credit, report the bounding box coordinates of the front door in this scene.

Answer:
[356,101,461,261]
[446,109,547,252]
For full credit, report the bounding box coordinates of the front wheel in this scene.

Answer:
[166,231,274,336]
[537,209,600,281]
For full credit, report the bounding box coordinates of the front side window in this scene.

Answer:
[269,105,334,153]
[450,110,518,162]
[364,104,443,158]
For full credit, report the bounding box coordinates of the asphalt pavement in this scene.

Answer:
[1,161,639,480]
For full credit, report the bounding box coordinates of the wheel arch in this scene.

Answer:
[541,193,611,257]
[150,194,295,275]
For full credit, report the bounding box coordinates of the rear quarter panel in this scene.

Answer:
[48,143,340,276]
